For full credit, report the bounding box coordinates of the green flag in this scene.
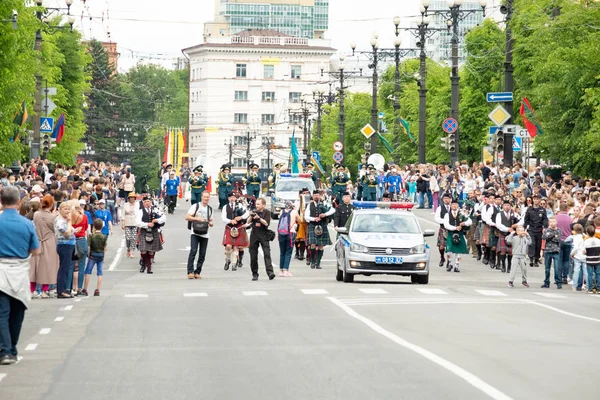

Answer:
[399,117,416,144]
[377,132,394,153]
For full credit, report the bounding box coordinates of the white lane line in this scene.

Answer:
[62,305,73,311]
[343,300,523,306]
[243,291,268,296]
[124,294,149,298]
[475,290,507,297]
[327,297,513,400]
[39,328,51,335]
[183,292,208,297]
[109,238,126,271]
[0,373,6,383]
[521,300,600,323]
[54,317,64,322]
[16,356,23,364]
[359,288,388,294]
[258,247,278,268]
[418,288,448,295]
[534,292,566,299]
[301,289,329,295]
[74,299,82,302]
[25,343,38,351]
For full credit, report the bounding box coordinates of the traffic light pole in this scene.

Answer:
[502,0,514,167]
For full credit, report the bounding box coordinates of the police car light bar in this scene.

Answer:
[352,201,415,210]
[279,173,312,178]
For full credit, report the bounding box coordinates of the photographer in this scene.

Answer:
[185,191,214,279]
[248,198,275,281]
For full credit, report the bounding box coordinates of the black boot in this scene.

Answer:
[476,244,482,261]
[490,253,496,269]
[482,248,490,265]
[500,255,506,273]
[446,260,452,272]
[306,248,312,266]
[238,251,244,268]
[315,249,323,269]
[438,249,445,267]
[224,260,230,271]
[139,257,146,273]
[298,242,305,260]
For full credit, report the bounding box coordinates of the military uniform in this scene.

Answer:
[217,166,233,209]
[328,164,349,205]
[245,164,262,200]
[188,166,207,205]
[304,163,318,187]
[361,164,377,201]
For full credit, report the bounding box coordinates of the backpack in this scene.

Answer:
[278,210,291,235]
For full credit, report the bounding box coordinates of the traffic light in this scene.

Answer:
[440,136,450,150]
[496,129,504,152]
[42,134,50,153]
[448,134,456,153]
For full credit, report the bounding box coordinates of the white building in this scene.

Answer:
[182,29,336,182]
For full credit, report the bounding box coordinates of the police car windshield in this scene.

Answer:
[352,214,420,234]
[276,180,315,192]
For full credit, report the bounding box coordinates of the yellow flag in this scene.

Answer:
[177,129,185,168]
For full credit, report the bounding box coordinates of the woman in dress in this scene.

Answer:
[31,195,60,299]
[122,192,139,258]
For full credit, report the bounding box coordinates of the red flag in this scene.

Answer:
[520,98,543,138]
[53,113,65,144]
[163,130,169,162]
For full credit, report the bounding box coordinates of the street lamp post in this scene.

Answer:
[312,88,326,140]
[393,16,401,156]
[501,0,515,167]
[422,0,487,166]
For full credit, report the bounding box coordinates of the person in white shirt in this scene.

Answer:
[570,223,588,291]
[434,193,452,268]
[135,196,166,274]
[184,191,214,279]
[221,191,250,272]
[494,198,523,274]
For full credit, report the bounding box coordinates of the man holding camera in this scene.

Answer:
[248,198,275,281]
[185,191,214,279]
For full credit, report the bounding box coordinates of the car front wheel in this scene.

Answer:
[342,265,354,283]
[417,273,429,284]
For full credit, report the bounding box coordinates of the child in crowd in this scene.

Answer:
[583,225,600,294]
[569,224,588,291]
[506,225,531,288]
[541,217,562,289]
[407,178,417,203]
[83,218,108,297]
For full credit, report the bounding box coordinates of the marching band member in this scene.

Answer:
[294,188,311,262]
[304,190,335,269]
[472,191,485,261]
[267,163,282,190]
[361,164,378,201]
[356,164,367,201]
[217,165,233,210]
[434,193,452,268]
[328,163,349,206]
[136,195,166,274]
[245,163,262,200]
[221,191,250,272]
[304,162,318,187]
[481,192,502,270]
[443,198,472,273]
[334,191,353,233]
[188,165,207,205]
[495,196,523,274]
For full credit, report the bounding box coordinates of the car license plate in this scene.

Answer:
[375,256,403,264]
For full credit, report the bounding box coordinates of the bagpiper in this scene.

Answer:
[328,163,349,206]
[481,192,501,269]
[136,195,166,274]
[217,164,233,210]
[221,191,250,272]
[244,163,262,200]
[434,193,452,268]
[188,165,207,205]
[443,198,472,273]
[360,164,377,201]
[304,189,335,269]
[494,196,522,274]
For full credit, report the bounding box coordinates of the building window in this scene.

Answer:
[261,114,275,124]
[289,92,301,103]
[236,63,247,78]
[192,69,195,81]
[220,28,226,36]
[291,65,301,79]
[234,113,248,123]
[262,91,275,101]
[289,113,302,124]
[234,91,248,101]
[234,136,247,146]
[233,158,246,168]
[191,113,194,125]
[261,158,273,169]
[288,136,301,148]
[264,64,274,79]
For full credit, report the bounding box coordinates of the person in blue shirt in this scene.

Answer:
[94,199,113,236]
[0,186,41,365]
[387,168,403,201]
[165,171,181,214]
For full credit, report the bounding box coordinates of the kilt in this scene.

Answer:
[436,226,447,249]
[296,222,308,241]
[307,223,332,246]
[138,228,163,253]
[496,233,512,255]
[222,226,249,248]
[481,225,498,247]
[446,231,468,254]
[474,221,484,242]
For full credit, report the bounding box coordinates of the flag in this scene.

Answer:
[52,113,65,144]
[520,97,543,138]
[399,117,416,143]
[169,129,175,164]
[377,132,394,153]
[163,130,169,162]
[177,128,185,168]
[290,130,301,174]
[310,155,325,174]
[11,101,28,142]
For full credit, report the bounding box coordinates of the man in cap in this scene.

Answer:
[361,164,377,201]
[305,189,335,269]
[268,163,282,190]
[245,163,262,200]
[523,193,549,267]
[329,163,349,206]
[189,165,207,205]
[30,184,44,200]
[304,162,318,186]
[221,191,250,272]
[136,195,166,274]
[443,198,472,273]
[217,165,233,210]
[94,199,113,236]
[434,192,452,268]
[164,171,181,214]
[334,192,353,232]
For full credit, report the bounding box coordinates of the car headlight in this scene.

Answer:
[410,244,426,254]
[350,243,369,253]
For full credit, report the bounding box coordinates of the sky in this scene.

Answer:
[45,0,502,72]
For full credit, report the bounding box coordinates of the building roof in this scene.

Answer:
[236,29,291,38]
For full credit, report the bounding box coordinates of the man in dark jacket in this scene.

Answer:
[523,194,549,267]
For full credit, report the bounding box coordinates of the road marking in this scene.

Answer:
[339,297,524,306]
[534,292,565,299]
[62,305,73,311]
[0,373,6,383]
[25,343,38,351]
[328,297,513,400]
[301,289,329,295]
[74,299,82,302]
[183,292,208,297]
[124,294,149,298]
[418,288,448,295]
[243,291,268,296]
[39,328,51,335]
[476,290,507,297]
[54,317,64,322]
[359,288,388,294]
[521,300,600,323]
[109,238,126,271]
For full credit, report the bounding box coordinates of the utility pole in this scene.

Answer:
[449,9,460,166]
[228,139,233,166]
[32,8,43,159]
[369,39,379,154]
[502,0,514,167]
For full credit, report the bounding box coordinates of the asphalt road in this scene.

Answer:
[1,197,599,400]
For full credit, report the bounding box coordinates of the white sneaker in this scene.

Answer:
[583,284,588,291]
[32,292,41,299]
[567,278,573,284]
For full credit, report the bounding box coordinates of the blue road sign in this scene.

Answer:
[311,151,320,162]
[489,126,499,135]
[40,117,54,133]
[378,112,384,119]
[487,92,513,103]
[513,137,523,151]
[333,151,344,163]
[443,118,458,134]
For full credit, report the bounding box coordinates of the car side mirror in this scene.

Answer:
[423,229,435,237]
[336,227,347,234]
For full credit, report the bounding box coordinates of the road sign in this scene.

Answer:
[486,92,513,103]
[489,126,499,135]
[513,137,523,151]
[488,105,511,127]
[516,129,529,138]
[42,97,56,115]
[40,117,54,133]
[311,151,320,162]
[442,118,458,134]
[333,151,344,163]
[378,112,384,119]
[361,124,376,139]
[333,141,344,152]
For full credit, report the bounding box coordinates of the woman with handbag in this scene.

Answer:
[221,191,250,272]
[135,195,166,274]
[185,191,214,279]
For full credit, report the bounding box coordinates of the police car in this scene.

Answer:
[335,201,435,284]
[270,173,315,219]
